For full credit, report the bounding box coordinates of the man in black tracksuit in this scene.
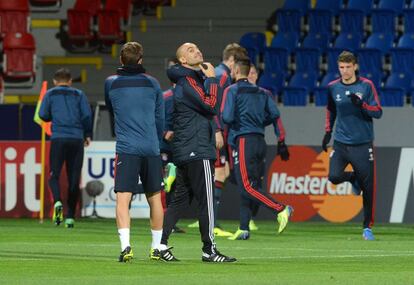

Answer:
[159,43,236,263]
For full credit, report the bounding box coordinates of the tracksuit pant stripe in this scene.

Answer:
[203,159,216,252]
[238,137,284,212]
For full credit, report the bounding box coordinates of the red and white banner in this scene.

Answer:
[0,141,150,218]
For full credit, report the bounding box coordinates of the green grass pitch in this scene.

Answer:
[0,219,413,285]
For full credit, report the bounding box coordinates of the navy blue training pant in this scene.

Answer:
[328,140,377,229]
[49,138,84,219]
[234,134,285,231]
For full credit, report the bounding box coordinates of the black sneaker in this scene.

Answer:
[202,249,236,263]
[118,246,133,263]
[157,247,179,262]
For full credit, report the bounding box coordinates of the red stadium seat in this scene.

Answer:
[3,32,36,81]
[0,0,30,37]
[74,0,101,16]
[106,0,132,23]
[67,9,94,42]
[97,9,124,44]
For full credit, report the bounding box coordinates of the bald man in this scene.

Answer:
[157,43,236,263]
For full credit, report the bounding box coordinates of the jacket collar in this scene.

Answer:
[117,64,146,76]
[167,64,204,83]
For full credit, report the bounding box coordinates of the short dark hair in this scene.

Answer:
[234,56,251,76]
[120,42,143,65]
[53,68,71,82]
[338,51,357,64]
[222,43,248,61]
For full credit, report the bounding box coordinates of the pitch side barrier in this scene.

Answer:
[0,142,413,223]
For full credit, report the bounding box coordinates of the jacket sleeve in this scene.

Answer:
[155,86,165,142]
[104,78,114,117]
[361,81,383,119]
[164,95,174,132]
[39,91,52,122]
[181,76,219,116]
[325,87,337,132]
[214,72,231,131]
[264,93,286,142]
[79,91,93,138]
[222,87,235,125]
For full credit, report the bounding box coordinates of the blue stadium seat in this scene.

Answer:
[302,33,330,53]
[365,33,394,54]
[377,0,405,14]
[21,105,41,140]
[339,10,365,35]
[384,72,413,93]
[403,9,414,34]
[390,48,414,73]
[397,33,414,48]
[360,72,382,88]
[326,48,342,73]
[314,87,329,106]
[0,104,19,140]
[334,33,362,51]
[283,72,318,106]
[240,32,266,65]
[379,87,405,106]
[270,32,299,53]
[371,9,397,35]
[321,72,340,86]
[294,47,320,72]
[357,49,383,73]
[276,9,302,34]
[314,0,343,16]
[282,0,310,14]
[257,71,286,97]
[308,9,333,35]
[289,71,318,91]
[347,0,374,14]
[264,48,289,73]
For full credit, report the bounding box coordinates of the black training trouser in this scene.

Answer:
[161,159,216,254]
[328,140,376,229]
[234,134,286,231]
[49,138,84,218]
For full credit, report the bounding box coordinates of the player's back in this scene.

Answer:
[105,72,163,156]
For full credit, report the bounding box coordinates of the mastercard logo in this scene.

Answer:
[267,146,362,222]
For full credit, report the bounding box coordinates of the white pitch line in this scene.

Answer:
[224,246,414,254]
[240,253,414,260]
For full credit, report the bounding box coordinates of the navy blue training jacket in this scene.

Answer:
[105,64,164,156]
[222,79,282,146]
[39,85,92,140]
[326,76,382,144]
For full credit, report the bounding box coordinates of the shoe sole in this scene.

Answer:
[202,259,237,263]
